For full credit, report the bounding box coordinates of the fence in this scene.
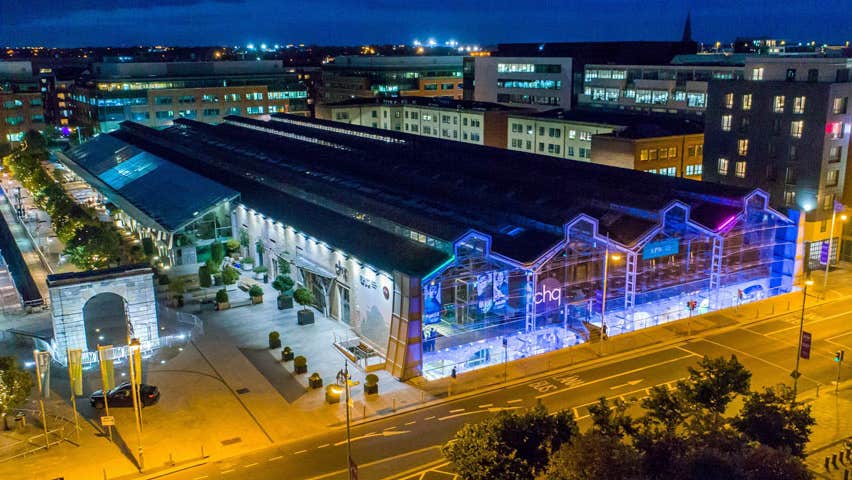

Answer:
[0,410,71,463]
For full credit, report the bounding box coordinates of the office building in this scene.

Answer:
[316,96,522,148]
[69,60,308,134]
[68,114,796,381]
[319,56,464,103]
[703,57,852,267]
[467,57,573,110]
[1,61,45,147]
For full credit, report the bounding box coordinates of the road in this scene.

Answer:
[159,297,852,480]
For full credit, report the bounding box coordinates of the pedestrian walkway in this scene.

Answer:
[804,382,852,479]
[0,184,50,304]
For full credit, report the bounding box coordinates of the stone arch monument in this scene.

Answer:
[47,265,158,363]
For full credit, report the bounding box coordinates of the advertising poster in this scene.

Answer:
[423,281,442,325]
[67,349,83,396]
[476,272,493,315]
[493,270,508,312]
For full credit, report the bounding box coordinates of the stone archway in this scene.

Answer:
[83,292,127,351]
[47,265,158,361]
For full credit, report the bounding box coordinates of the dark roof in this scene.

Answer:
[61,135,239,233]
[47,264,153,287]
[110,114,754,272]
[514,108,705,137]
[494,41,698,68]
[324,96,524,112]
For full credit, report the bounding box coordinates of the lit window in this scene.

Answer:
[826,169,839,187]
[737,139,749,156]
[735,161,747,178]
[751,67,764,80]
[833,97,848,114]
[639,149,648,161]
[742,94,752,111]
[718,157,729,175]
[824,193,836,211]
[773,95,785,113]
[784,190,796,207]
[793,96,806,114]
[791,120,804,138]
[724,92,734,109]
[828,122,844,139]
[659,148,669,160]
[721,114,732,131]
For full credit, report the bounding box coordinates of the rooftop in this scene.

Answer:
[109,113,751,275]
[511,108,705,137]
[60,134,239,233]
[324,95,525,112]
[47,263,154,287]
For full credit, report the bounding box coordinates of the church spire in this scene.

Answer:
[682,12,693,42]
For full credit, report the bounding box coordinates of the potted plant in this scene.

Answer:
[294,287,315,325]
[213,273,223,286]
[249,284,264,304]
[325,384,342,404]
[309,372,323,389]
[364,373,379,395]
[210,241,225,265]
[241,257,255,272]
[225,239,241,256]
[222,266,240,290]
[198,265,212,288]
[253,265,268,281]
[273,275,295,310]
[215,288,230,310]
[268,331,281,349]
[168,277,186,308]
[293,355,307,374]
[281,346,294,361]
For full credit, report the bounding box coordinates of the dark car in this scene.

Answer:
[90,382,160,408]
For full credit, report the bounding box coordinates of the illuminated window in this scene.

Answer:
[741,94,752,111]
[687,92,706,107]
[735,161,747,178]
[568,130,576,139]
[829,146,842,163]
[827,169,839,187]
[833,97,848,114]
[721,114,732,131]
[201,94,219,103]
[773,95,785,113]
[245,92,264,101]
[785,167,796,185]
[668,147,677,158]
[639,149,648,161]
[828,122,844,139]
[784,190,796,207]
[824,193,836,211]
[793,96,806,114]
[648,149,657,160]
[737,139,749,156]
[659,148,669,160]
[718,157,729,175]
[724,92,734,109]
[791,120,804,138]
[751,67,764,80]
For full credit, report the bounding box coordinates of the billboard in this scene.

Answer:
[493,270,508,312]
[534,277,562,316]
[423,281,442,325]
[475,272,493,315]
[642,238,679,260]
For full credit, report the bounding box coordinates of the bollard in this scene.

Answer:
[201,445,205,459]
[771,304,775,314]
[834,454,839,469]
[787,300,790,311]
[826,457,831,470]
[104,468,108,480]
[169,453,175,466]
[841,450,847,465]
[363,404,366,418]
[844,469,849,480]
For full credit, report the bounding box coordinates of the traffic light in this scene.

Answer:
[687,300,697,311]
[835,350,845,363]
[737,289,744,300]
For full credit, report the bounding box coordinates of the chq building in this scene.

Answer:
[104,114,798,380]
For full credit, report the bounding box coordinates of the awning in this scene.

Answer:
[293,255,337,279]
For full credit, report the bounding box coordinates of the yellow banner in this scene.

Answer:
[67,349,83,397]
[98,345,115,391]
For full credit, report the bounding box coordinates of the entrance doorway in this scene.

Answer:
[332,284,351,324]
[83,292,127,351]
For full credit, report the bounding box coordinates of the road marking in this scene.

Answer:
[438,411,486,421]
[304,445,442,480]
[689,339,820,382]
[294,449,308,454]
[609,378,643,390]
[384,426,399,431]
[221,469,235,474]
[535,354,693,399]
[244,462,258,468]
[404,420,416,425]
[193,476,209,480]
[425,415,436,420]
[507,399,522,404]
[449,408,465,413]
[675,345,703,357]
[761,310,852,336]
[268,455,283,461]
[384,459,452,480]
[478,403,493,408]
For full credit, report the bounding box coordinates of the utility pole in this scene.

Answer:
[792,279,813,401]
[33,350,50,450]
[340,362,355,480]
[66,349,81,443]
[128,339,145,470]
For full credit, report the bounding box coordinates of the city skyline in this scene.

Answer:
[2,0,851,47]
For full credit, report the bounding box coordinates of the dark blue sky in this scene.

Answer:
[2,0,850,47]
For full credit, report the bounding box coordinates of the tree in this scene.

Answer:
[678,355,751,415]
[0,356,33,415]
[587,397,635,438]
[272,275,294,294]
[293,287,315,311]
[141,237,155,257]
[198,265,212,288]
[221,266,240,285]
[541,431,643,480]
[741,445,811,480]
[63,245,98,270]
[210,241,225,264]
[641,385,686,434]
[443,403,577,480]
[732,386,814,457]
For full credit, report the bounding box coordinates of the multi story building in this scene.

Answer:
[1,61,45,147]
[579,63,745,116]
[69,60,308,134]
[703,57,852,267]
[316,96,521,148]
[467,57,573,110]
[319,56,464,103]
[507,109,705,179]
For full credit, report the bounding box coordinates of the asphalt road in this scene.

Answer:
[161,298,852,480]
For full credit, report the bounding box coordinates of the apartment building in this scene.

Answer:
[1,61,45,147]
[703,57,852,266]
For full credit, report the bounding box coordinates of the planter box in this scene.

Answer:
[278,295,293,310]
[364,383,378,395]
[309,376,323,389]
[269,338,281,349]
[281,350,294,361]
[217,302,230,311]
[294,364,307,374]
[251,295,263,304]
[297,309,315,325]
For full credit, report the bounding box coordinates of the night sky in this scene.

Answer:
[2,0,850,47]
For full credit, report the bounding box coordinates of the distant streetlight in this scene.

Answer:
[792,278,814,401]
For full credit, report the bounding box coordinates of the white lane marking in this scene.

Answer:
[193,476,209,480]
[425,415,436,420]
[507,399,522,404]
[478,403,493,408]
[609,378,644,390]
[404,420,416,425]
[294,449,308,454]
[317,443,330,449]
[269,455,283,461]
[221,469,235,474]
[692,339,819,381]
[384,426,398,431]
[438,411,486,421]
[535,353,694,399]
[449,408,465,413]
[244,462,258,468]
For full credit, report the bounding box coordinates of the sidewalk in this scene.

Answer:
[804,383,852,479]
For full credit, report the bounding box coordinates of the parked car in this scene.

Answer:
[90,382,160,408]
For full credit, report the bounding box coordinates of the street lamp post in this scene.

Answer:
[792,278,814,401]
[600,240,621,355]
[823,210,848,292]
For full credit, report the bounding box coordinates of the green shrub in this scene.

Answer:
[242,257,255,265]
[225,239,240,254]
[215,288,229,304]
[268,331,281,349]
[365,374,379,386]
[158,274,171,285]
[210,242,225,264]
[293,355,307,367]
[253,265,268,273]
[205,258,220,274]
[142,237,155,256]
[293,287,315,310]
[278,261,291,276]
[269,331,280,341]
[198,265,212,288]
[272,275,295,292]
[249,285,263,297]
[222,266,240,285]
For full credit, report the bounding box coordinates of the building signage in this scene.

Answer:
[534,277,562,315]
[359,275,377,289]
[800,331,812,360]
[819,241,830,265]
[642,238,679,260]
